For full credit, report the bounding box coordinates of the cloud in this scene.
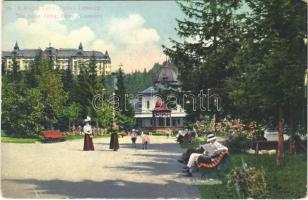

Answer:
[107,14,160,46]
[3,4,99,50]
[105,14,164,72]
[89,39,115,52]
[2,5,165,72]
[69,13,80,21]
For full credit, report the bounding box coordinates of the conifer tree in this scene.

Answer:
[115,68,135,130]
[163,0,242,121]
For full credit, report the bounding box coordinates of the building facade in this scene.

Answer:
[2,42,111,75]
[133,63,186,133]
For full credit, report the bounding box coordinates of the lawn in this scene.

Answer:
[1,134,111,143]
[179,139,307,198]
[198,152,307,199]
[1,136,38,143]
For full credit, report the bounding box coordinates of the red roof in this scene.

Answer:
[153,99,171,113]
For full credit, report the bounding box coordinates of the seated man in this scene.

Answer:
[178,132,219,164]
[178,142,209,164]
[182,134,228,177]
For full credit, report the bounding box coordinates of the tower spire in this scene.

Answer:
[14,41,19,50]
[79,42,83,50]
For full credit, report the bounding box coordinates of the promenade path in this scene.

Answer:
[1,136,201,198]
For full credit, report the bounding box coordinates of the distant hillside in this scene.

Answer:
[124,63,162,96]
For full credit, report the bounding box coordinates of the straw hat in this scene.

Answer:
[207,133,216,142]
[84,116,91,122]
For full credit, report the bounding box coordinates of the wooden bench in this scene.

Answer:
[252,139,307,154]
[195,151,230,178]
[42,130,65,142]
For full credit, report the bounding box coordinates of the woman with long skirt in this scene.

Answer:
[83,116,95,151]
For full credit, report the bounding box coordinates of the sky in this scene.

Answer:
[2,1,184,73]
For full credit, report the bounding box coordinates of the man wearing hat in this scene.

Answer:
[183,133,228,177]
[83,116,95,151]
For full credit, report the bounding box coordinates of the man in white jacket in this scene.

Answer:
[183,134,228,177]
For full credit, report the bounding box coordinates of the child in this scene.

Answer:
[141,132,150,150]
[130,129,137,148]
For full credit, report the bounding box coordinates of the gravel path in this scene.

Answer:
[1,136,201,198]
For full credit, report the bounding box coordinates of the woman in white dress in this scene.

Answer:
[83,116,94,151]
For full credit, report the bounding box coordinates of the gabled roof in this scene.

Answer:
[2,51,12,57]
[138,86,157,95]
[11,49,42,57]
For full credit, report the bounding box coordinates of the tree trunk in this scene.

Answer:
[69,119,71,132]
[276,107,284,166]
[289,107,296,156]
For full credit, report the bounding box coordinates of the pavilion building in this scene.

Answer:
[133,63,186,133]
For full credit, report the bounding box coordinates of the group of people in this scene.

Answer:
[82,116,150,151]
[178,133,228,177]
[130,129,150,149]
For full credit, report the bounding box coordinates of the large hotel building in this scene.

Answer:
[2,42,111,75]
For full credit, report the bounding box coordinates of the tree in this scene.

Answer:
[76,64,95,117]
[36,58,68,129]
[227,0,307,165]
[163,0,243,122]
[11,55,21,83]
[61,66,75,103]
[65,102,82,130]
[114,68,135,131]
[2,81,44,137]
[96,101,113,131]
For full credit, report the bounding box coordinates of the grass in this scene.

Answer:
[198,152,307,199]
[1,136,38,143]
[2,133,111,143]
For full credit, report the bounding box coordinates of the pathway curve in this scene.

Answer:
[1,136,201,198]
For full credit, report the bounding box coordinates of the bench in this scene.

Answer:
[252,139,307,154]
[42,130,65,142]
[195,151,230,178]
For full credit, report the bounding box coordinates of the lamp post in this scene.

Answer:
[109,65,120,151]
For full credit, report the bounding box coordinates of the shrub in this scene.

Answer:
[227,161,269,198]
[225,134,251,153]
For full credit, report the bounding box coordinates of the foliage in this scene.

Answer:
[226,161,268,198]
[192,116,267,152]
[36,59,68,129]
[198,153,307,199]
[163,0,243,122]
[124,63,161,96]
[60,67,75,102]
[116,112,135,131]
[2,82,45,137]
[64,102,82,127]
[180,136,207,149]
[114,68,135,131]
[95,102,113,131]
